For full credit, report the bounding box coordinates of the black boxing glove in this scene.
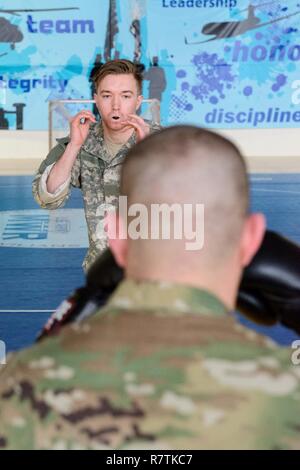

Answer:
[36,250,123,341]
[238,230,300,334]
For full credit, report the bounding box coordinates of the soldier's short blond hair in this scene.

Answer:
[93,59,143,95]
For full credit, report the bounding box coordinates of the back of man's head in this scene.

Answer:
[110,125,265,307]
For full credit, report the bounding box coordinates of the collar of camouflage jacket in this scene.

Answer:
[82,122,136,159]
[56,120,160,162]
[105,279,227,317]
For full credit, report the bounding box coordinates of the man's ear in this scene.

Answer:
[136,95,143,111]
[106,211,128,268]
[240,213,266,267]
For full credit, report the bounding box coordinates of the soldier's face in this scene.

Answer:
[94,74,142,131]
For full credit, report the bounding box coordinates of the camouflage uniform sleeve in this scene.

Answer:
[149,122,163,134]
[32,138,81,210]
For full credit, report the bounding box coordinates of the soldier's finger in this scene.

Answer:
[76,110,95,117]
[74,111,96,121]
[122,120,140,131]
[75,115,96,125]
[127,114,147,125]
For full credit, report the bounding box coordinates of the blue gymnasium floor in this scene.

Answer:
[0,174,300,352]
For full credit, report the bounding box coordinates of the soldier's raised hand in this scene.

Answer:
[123,114,150,142]
[70,111,97,147]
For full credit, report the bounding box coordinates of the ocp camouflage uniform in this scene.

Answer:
[32,122,160,271]
[0,279,299,450]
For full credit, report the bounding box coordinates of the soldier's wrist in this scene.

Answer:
[67,141,82,154]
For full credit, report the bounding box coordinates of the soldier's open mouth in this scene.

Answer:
[112,116,120,120]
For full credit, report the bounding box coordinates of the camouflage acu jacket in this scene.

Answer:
[32,122,160,271]
[0,279,299,450]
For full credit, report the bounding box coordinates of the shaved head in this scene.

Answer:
[120,125,249,265]
[109,125,265,308]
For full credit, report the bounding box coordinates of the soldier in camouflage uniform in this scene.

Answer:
[1,126,300,450]
[32,59,160,271]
